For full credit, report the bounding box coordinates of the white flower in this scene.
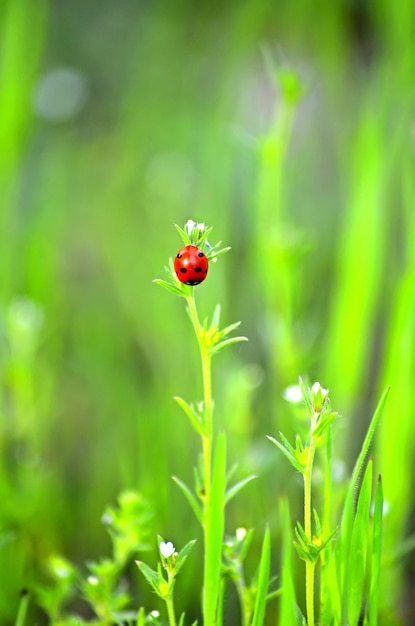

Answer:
[87,576,99,586]
[160,541,175,558]
[185,219,197,237]
[311,382,328,399]
[150,610,160,617]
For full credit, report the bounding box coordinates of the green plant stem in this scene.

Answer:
[185,292,213,496]
[304,433,318,626]
[165,587,177,626]
[185,291,215,620]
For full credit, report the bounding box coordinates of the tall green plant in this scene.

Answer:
[152,220,273,625]
[269,380,389,625]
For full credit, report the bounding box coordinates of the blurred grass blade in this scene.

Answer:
[137,607,145,626]
[368,475,383,626]
[349,387,389,491]
[338,387,389,573]
[203,432,226,625]
[347,459,373,625]
[278,499,299,626]
[251,526,270,626]
[323,110,389,409]
[14,589,29,626]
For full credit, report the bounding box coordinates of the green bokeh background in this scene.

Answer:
[1,0,415,623]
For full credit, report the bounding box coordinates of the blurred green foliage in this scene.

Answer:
[1,0,415,623]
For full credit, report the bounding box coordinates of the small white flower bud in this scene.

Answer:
[160,541,175,558]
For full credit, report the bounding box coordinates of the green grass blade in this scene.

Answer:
[337,386,390,596]
[251,526,270,626]
[137,607,145,626]
[203,432,226,625]
[368,475,383,626]
[349,388,390,492]
[14,589,29,626]
[278,499,299,626]
[347,459,373,626]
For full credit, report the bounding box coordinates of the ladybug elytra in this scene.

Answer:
[174,245,208,286]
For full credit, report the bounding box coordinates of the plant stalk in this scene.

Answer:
[185,291,215,622]
[165,583,177,626]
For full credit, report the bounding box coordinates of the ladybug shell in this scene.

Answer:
[174,245,208,286]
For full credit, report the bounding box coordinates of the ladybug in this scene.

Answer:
[174,245,208,286]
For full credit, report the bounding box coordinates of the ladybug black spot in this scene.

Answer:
[194,267,202,273]
[197,252,204,257]
[179,268,187,274]
[177,253,182,258]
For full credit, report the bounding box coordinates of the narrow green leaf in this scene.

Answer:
[368,475,383,626]
[171,476,203,525]
[224,474,257,504]
[174,538,197,575]
[313,410,338,438]
[203,432,227,624]
[210,246,232,260]
[266,587,282,602]
[153,278,184,297]
[218,320,241,337]
[197,226,214,246]
[135,561,161,595]
[226,462,238,484]
[174,223,191,245]
[267,434,305,473]
[337,387,390,623]
[173,396,205,437]
[278,499,298,626]
[347,459,373,626]
[210,304,221,330]
[211,336,248,355]
[251,526,271,626]
[237,528,254,562]
[349,388,389,493]
[178,614,185,626]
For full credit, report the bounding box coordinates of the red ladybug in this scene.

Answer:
[174,245,208,285]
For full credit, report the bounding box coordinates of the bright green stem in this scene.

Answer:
[304,434,318,626]
[165,572,177,626]
[185,291,216,622]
